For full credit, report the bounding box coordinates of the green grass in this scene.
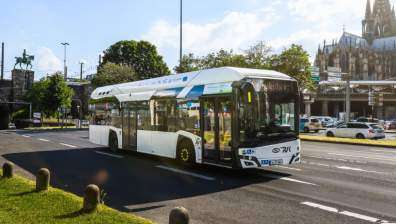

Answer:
[300,134,396,148]
[0,171,153,224]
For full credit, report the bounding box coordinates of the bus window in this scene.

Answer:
[219,100,232,160]
[203,100,216,150]
[110,109,122,128]
[136,102,152,130]
[153,99,177,132]
[176,100,200,136]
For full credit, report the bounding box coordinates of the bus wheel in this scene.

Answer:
[177,140,195,164]
[109,131,119,152]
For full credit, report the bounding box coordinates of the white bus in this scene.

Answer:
[89,67,301,169]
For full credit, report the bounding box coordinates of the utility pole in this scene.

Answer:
[345,73,351,122]
[179,0,183,68]
[79,61,84,81]
[61,42,70,80]
[1,42,4,80]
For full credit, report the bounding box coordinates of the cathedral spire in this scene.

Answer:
[366,0,372,18]
[373,0,392,15]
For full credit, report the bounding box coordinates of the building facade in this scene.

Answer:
[311,0,396,120]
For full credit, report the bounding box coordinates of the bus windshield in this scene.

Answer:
[238,79,298,147]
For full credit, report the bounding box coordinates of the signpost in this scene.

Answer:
[33,112,41,124]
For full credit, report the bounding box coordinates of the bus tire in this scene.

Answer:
[109,131,119,152]
[177,140,195,164]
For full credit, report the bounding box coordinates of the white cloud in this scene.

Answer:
[143,5,279,56]
[270,29,341,62]
[35,47,62,75]
[142,0,375,68]
[287,0,365,30]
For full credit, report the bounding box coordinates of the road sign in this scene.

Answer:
[378,93,384,107]
[368,91,375,106]
[311,76,320,82]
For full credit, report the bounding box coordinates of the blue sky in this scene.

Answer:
[1,0,378,80]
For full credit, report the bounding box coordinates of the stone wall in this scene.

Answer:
[11,69,34,102]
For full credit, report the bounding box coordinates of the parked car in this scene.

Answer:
[326,122,385,139]
[311,116,336,128]
[356,117,379,123]
[385,120,396,130]
[300,117,322,133]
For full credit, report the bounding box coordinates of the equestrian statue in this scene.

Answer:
[14,49,34,70]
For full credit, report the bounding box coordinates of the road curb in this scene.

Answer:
[300,138,396,149]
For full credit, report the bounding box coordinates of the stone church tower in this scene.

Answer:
[363,0,396,43]
[315,0,396,81]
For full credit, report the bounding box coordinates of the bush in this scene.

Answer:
[12,108,29,121]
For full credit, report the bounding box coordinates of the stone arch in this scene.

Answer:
[375,24,381,36]
[383,24,390,35]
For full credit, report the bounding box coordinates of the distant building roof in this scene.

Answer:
[372,36,396,51]
[338,32,369,48]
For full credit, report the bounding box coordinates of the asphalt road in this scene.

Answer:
[0,129,396,224]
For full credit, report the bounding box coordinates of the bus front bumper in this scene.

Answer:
[238,140,301,169]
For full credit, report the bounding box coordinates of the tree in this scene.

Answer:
[270,44,314,90]
[45,74,74,116]
[174,42,273,73]
[92,63,137,88]
[25,77,49,115]
[25,73,74,117]
[244,41,272,69]
[174,53,201,73]
[102,40,170,80]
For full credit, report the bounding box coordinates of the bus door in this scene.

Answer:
[201,96,233,164]
[122,108,137,150]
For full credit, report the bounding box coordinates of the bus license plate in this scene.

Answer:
[261,159,283,166]
[270,159,283,165]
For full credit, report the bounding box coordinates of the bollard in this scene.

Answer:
[2,162,14,178]
[36,168,50,191]
[83,184,100,213]
[169,207,190,224]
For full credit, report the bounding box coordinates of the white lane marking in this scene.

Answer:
[275,166,302,171]
[327,152,396,162]
[339,211,379,223]
[336,166,365,172]
[307,155,323,159]
[306,162,384,173]
[60,143,77,148]
[301,202,338,213]
[301,202,392,223]
[38,138,50,142]
[95,151,124,159]
[263,174,318,186]
[315,163,330,167]
[22,135,31,138]
[156,165,215,181]
[336,166,385,174]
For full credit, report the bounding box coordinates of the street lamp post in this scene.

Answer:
[61,42,70,80]
[179,0,183,68]
[77,105,81,129]
[345,73,351,122]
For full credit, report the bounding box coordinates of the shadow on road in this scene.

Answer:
[3,148,289,212]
